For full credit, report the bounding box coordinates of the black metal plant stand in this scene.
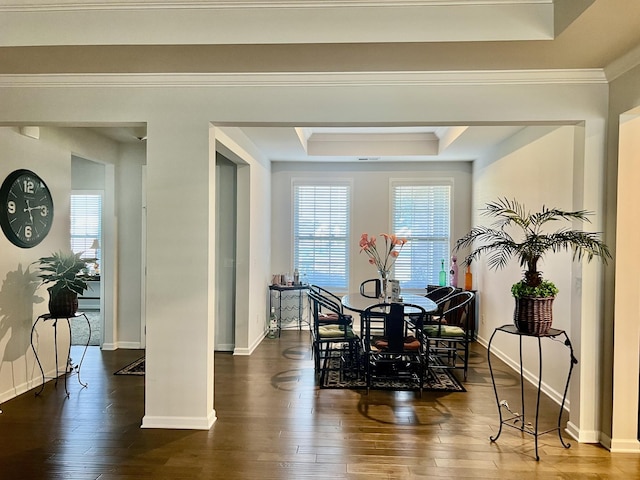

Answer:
[487,324,578,460]
[30,312,91,397]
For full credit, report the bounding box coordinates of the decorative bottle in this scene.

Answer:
[293,268,300,285]
[438,259,447,286]
[268,307,278,338]
[464,264,473,291]
[449,255,459,288]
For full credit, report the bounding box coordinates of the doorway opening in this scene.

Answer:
[70,156,105,346]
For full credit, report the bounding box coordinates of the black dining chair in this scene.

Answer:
[423,291,475,381]
[307,285,360,384]
[359,278,381,298]
[361,302,427,394]
[425,285,456,304]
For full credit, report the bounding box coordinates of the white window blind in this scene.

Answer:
[392,183,451,289]
[70,194,102,262]
[293,182,350,289]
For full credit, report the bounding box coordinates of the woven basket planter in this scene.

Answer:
[513,296,555,335]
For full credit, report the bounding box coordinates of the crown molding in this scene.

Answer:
[0,69,607,88]
[0,0,553,45]
[0,1,550,12]
[605,43,640,82]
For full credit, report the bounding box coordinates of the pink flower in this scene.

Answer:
[359,235,369,248]
[359,232,407,272]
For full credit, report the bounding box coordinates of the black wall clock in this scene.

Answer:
[0,169,54,248]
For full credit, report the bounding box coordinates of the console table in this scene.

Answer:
[487,324,578,460]
[268,284,309,336]
[30,312,91,397]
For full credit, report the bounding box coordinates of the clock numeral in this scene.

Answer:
[24,225,32,239]
[7,200,16,215]
[40,206,48,217]
[23,180,35,194]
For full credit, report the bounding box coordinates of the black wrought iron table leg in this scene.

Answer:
[487,328,503,442]
[557,332,576,449]
[71,314,90,389]
[278,290,282,337]
[298,289,302,330]
[30,316,46,397]
[534,337,542,461]
[488,325,575,460]
[58,318,70,398]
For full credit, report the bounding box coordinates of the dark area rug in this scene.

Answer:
[114,357,145,376]
[322,356,465,392]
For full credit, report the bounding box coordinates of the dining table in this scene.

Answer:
[341,292,438,315]
[339,292,438,389]
[341,291,438,337]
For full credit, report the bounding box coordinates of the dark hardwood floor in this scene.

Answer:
[0,330,637,479]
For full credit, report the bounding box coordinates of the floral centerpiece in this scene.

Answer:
[359,233,407,299]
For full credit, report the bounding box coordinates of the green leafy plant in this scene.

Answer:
[35,250,89,297]
[510,279,559,299]
[454,198,611,298]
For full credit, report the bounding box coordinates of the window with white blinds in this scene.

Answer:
[70,193,102,262]
[391,182,451,289]
[293,182,350,289]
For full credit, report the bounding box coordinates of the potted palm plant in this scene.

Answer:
[35,250,89,317]
[454,198,611,335]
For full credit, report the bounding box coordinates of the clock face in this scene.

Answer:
[0,169,54,248]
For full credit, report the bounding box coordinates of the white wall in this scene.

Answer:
[72,155,106,190]
[0,126,118,403]
[215,153,237,352]
[215,127,272,354]
[0,71,610,431]
[115,143,146,348]
[271,161,472,294]
[473,125,586,415]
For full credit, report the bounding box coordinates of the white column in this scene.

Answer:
[609,113,640,452]
[141,116,216,429]
[567,120,608,443]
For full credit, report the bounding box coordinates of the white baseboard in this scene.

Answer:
[607,438,640,452]
[233,333,263,355]
[1,369,76,404]
[566,421,600,443]
[0,381,30,404]
[600,431,640,452]
[101,341,141,350]
[141,410,217,430]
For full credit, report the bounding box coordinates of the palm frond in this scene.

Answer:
[455,226,516,264]
[453,198,611,286]
[546,230,612,263]
[482,197,530,230]
[530,207,592,228]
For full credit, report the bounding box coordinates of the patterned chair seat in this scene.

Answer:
[423,325,465,337]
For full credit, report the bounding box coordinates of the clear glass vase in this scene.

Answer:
[378,269,391,301]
